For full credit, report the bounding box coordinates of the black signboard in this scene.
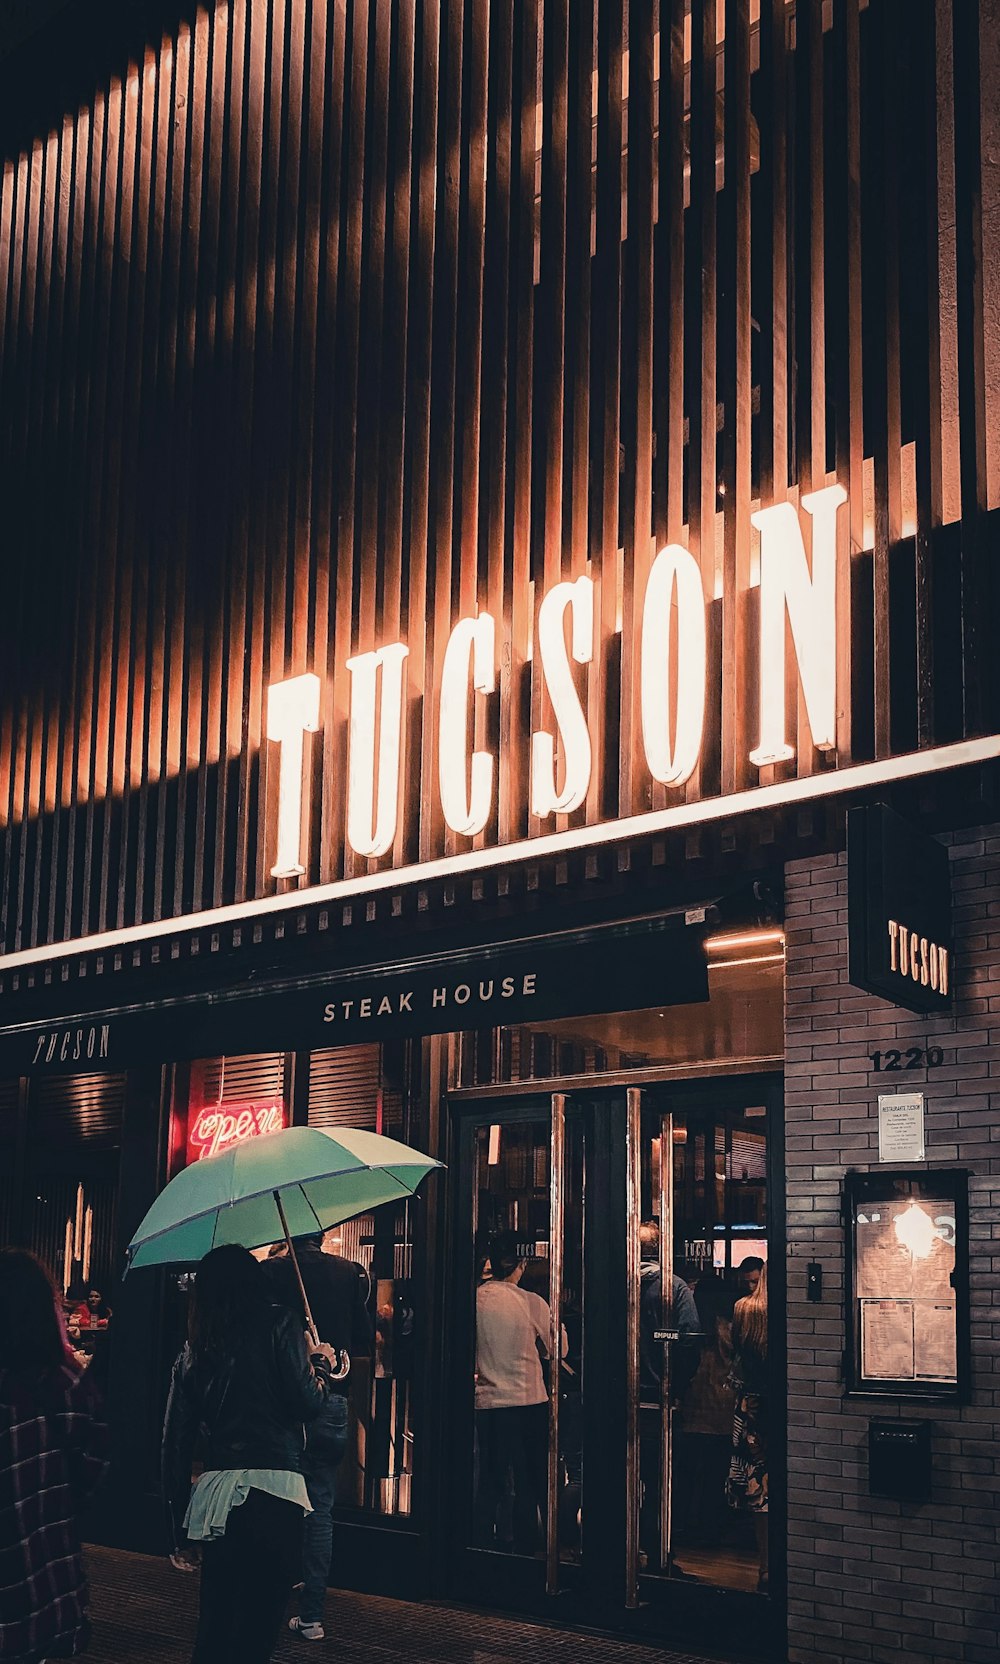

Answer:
[847,804,953,1013]
[0,914,709,1075]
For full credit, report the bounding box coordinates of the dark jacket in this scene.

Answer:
[639,1263,703,1404]
[161,1304,330,1550]
[262,1245,372,1389]
[0,1358,109,1664]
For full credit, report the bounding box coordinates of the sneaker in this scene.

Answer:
[288,1617,325,1641]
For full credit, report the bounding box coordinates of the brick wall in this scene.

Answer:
[784,832,1000,1664]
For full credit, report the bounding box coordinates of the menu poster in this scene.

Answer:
[855,1200,955,1300]
[855,1196,958,1385]
[913,1301,958,1381]
[861,1298,914,1379]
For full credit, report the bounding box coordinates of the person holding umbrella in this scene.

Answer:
[131,1123,442,1658]
[263,1231,373,1643]
[162,1245,338,1664]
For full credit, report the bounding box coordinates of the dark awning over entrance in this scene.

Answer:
[0,911,710,1077]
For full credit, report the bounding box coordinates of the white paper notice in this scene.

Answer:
[877,1093,926,1162]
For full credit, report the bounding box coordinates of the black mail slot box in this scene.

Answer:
[868,1418,933,1501]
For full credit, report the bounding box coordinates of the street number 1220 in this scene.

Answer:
[870,1046,944,1071]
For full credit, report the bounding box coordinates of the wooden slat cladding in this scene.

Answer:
[0,0,995,954]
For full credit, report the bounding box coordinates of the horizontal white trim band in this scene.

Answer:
[2,732,998,973]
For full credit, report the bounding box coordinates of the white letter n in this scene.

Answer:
[749,483,846,767]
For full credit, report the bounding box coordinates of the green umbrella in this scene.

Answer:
[125,1124,442,1340]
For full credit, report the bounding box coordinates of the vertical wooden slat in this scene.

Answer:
[379,0,416,823]
[234,0,276,900]
[862,0,894,760]
[587,0,623,827]
[952,0,989,736]
[533,0,569,834]
[418,0,461,863]
[482,0,513,848]
[621,0,655,818]
[212,2,249,907]
[718,0,752,796]
[657,0,686,549]
[399,0,438,867]
[456,0,488,845]
[355,0,391,686]
[329,0,371,878]
[498,0,537,848]
[0,154,21,948]
[149,22,185,925]
[77,82,114,934]
[27,131,61,951]
[168,14,206,917]
[907,0,942,749]
[564,0,592,584]
[46,116,79,944]
[134,38,172,925]
[10,141,45,953]
[683,0,718,813]
[109,58,153,929]
[829,0,863,762]
[193,1,232,911]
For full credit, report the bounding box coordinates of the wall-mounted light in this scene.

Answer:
[893,1200,937,1260]
[705,928,785,953]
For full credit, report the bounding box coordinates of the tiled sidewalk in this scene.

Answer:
[84,1543,741,1664]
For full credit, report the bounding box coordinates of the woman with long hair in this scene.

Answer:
[161,1244,335,1664]
[726,1259,769,1591]
[0,1249,109,1663]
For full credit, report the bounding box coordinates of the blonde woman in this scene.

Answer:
[726,1260,769,1591]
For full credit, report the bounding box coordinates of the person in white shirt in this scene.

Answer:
[473,1233,552,1553]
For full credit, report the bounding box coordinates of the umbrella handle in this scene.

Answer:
[273,1190,319,1350]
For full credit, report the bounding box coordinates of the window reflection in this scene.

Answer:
[451,957,783,1087]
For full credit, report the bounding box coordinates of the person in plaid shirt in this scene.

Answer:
[0,1251,109,1663]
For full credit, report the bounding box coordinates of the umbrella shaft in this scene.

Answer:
[274,1189,319,1347]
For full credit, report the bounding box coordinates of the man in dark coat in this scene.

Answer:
[263,1234,372,1643]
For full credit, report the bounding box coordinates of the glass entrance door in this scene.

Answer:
[635,1085,775,1599]
[455,1099,585,1595]
[448,1075,781,1644]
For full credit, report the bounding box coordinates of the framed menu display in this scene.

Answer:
[843,1170,969,1400]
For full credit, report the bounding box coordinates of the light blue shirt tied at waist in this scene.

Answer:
[183,1469,313,1541]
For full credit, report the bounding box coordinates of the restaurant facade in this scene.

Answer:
[0,2,998,1661]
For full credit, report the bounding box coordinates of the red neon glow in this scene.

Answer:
[187,1098,288,1163]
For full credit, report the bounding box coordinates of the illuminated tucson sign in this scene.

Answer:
[1,482,997,973]
[269,485,845,877]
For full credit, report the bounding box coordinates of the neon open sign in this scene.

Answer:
[267,486,845,877]
[187,1098,288,1163]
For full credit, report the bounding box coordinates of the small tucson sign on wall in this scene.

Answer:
[847,804,953,1013]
